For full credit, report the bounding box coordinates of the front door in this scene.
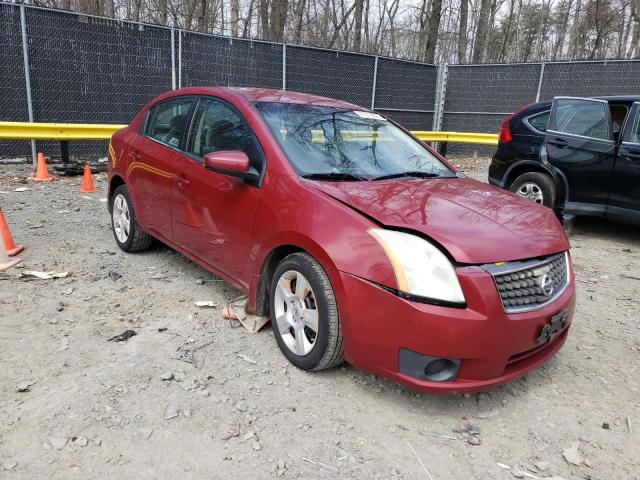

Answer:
[608,102,640,222]
[172,97,264,288]
[128,97,194,240]
[545,97,616,214]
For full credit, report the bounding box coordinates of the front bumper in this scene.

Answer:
[336,264,575,394]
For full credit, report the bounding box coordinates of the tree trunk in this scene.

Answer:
[242,0,255,37]
[353,0,364,51]
[269,0,288,42]
[628,0,640,58]
[132,0,143,22]
[293,0,306,43]
[472,0,492,63]
[231,0,240,36]
[197,0,208,31]
[424,0,443,63]
[158,0,168,25]
[457,0,469,63]
[260,0,270,38]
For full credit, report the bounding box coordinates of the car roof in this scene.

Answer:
[166,87,367,111]
[595,95,640,103]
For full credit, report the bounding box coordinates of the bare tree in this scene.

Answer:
[458,0,469,62]
[472,0,493,62]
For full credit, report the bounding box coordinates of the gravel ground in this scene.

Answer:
[1,160,639,480]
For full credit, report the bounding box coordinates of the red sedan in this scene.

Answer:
[107,87,575,394]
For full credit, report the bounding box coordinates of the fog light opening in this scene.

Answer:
[424,358,458,382]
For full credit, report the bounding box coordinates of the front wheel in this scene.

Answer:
[510,172,556,208]
[269,253,344,371]
[110,185,153,252]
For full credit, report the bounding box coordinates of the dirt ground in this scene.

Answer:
[1,159,639,480]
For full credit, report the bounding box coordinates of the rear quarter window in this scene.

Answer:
[526,111,549,132]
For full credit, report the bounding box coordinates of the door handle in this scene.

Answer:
[128,150,141,161]
[176,175,190,189]
[622,151,640,160]
[548,138,568,148]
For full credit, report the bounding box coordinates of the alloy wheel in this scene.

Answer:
[112,194,131,243]
[273,270,319,356]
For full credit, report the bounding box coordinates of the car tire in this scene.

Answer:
[269,252,344,371]
[510,172,556,208]
[110,185,153,252]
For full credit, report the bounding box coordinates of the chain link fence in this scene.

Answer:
[1,2,639,162]
[442,60,640,155]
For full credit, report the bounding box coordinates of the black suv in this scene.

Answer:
[489,96,640,225]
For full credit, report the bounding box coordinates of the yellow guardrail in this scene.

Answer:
[0,121,126,140]
[412,131,499,145]
[0,122,499,146]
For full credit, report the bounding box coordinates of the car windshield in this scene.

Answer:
[254,102,454,180]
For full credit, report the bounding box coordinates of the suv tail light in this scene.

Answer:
[499,103,533,144]
[499,115,513,143]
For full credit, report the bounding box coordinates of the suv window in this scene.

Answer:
[527,111,549,132]
[553,99,609,141]
[145,98,193,148]
[188,99,263,167]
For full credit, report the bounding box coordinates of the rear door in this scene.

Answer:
[545,97,616,213]
[128,97,195,240]
[607,102,640,222]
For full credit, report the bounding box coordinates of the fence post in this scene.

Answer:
[19,4,36,166]
[370,55,378,110]
[536,62,545,102]
[178,29,182,89]
[170,28,176,90]
[282,44,287,91]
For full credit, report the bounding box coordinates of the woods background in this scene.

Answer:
[17,0,640,64]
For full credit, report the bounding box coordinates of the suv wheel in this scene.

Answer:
[111,185,153,252]
[510,172,556,208]
[269,252,344,371]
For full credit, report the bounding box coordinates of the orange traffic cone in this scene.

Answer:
[0,208,24,256]
[79,164,98,193]
[30,152,53,182]
[0,236,21,272]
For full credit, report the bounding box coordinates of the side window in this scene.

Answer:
[145,98,193,148]
[188,99,263,166]
[625,109,640,144]
[552,99,609,141]
[609,104,628,134]
[527,111,549,132]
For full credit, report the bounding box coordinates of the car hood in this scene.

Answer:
[309,176,569,264]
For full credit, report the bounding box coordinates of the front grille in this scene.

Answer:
[483,252,569,313]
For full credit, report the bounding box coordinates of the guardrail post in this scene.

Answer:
[433,63,448,132]
[432,63,448,153]
[282,44,287,91]
[19,5,37,166]
[535,62,545,102]
[371,55,378,110]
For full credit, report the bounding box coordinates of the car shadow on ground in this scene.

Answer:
[570,216,640,244]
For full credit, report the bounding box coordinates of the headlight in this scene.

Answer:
[368,228,465,305]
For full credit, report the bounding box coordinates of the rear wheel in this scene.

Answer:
[510,172,556,208]
[269,253,344,371]
[111,185,153,252]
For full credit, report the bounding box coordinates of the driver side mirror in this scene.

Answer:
[203,151,259,183]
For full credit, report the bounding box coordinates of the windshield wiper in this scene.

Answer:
[301,172,368,182]
[370,171,445,181]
